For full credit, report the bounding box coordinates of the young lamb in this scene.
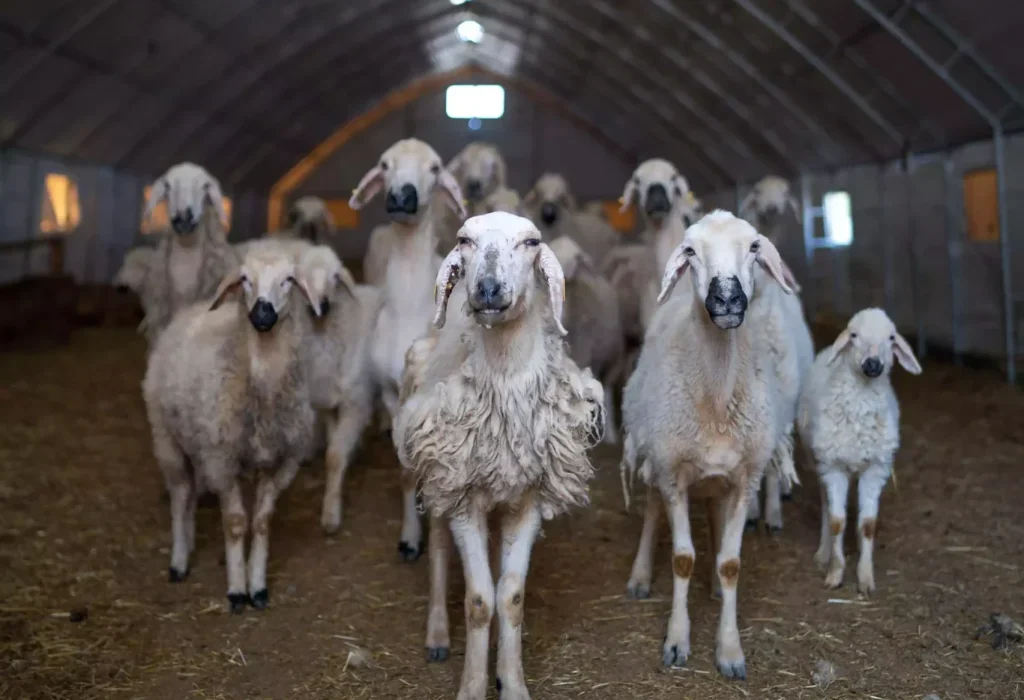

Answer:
[621,210,795,680]
[284,195,336,243]
[393,211,605,700]
[142,246,321,612]
[798,308,922,595]
[522,172,618,266]
[446,142,507,214]
[297,245,385,534]
[348,137,466,557]
[548,234,626,445]
[738,175,802,242]
[139,162,239,344]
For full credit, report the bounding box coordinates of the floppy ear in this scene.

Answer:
[786,192,803,226]
[445,151,465,181]
[203,178,228,229]
[321,207,337,233]
[291,270,322,318]
[561,190,577,212]
[334,266,358,300]
[349,163,386,210]
[826,328,853,366]
[536,243,568,336]
[432,246,464,329]
[619,177,638,214]
[737,189,757,217]
[753,236,794,295]
[892,331,923,375]
[436,167,468,219]
[778,257,802,293]
[144,178,167,221]
[210,268,244,311]
[657,243,691,304]
[522,186,539,206]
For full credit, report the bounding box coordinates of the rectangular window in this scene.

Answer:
[963,168,998,242]
[822,190,853,247]
[446,84,505,119]
[39,173,81,236]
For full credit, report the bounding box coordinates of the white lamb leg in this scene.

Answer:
[714,487,751,680]
[820,469,850,589]
[167,477,194,582]
[763,467,783,533]
[450,507,494,700]
[321,404,371,534]
[426,515,452,662]
[855,465,887,596]
[627,486,661,599]
[814,480,831,570]
[602,384,619,446]
[661,488,694,668]
[496,503,542,700]
[398,472,424,562]
[219,478,249,614]
[248,459,301,609]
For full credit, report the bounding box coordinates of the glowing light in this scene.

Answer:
[456,19,484,43]
[445,84,505,119]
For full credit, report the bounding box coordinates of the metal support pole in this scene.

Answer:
[943,155,962,366]
[23,158,39,279]
[801,173,815,318]
[994,127,1015,384]
[903,157,926,359]
[879,163,894,313]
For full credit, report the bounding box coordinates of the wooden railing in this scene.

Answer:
[0,237,65,277]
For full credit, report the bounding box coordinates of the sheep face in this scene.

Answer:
[619,159,692,225]
[210,251,319,333]
[826,308,922,378]
[657,210,792,330]
[287,196,335,243]
[524,173,576,226]
[297,246,356,317]
[432,212,567,335]
[447,142,506,202]
[348,139,466,225]
[145,162,227,235]
[740,175,801,225]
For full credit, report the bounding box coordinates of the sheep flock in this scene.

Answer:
[113,147,924,698]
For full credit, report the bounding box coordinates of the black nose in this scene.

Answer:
[171,207,197,234]
[705,276,748,318]
[466,179,483,199]
[862,357,884,378]
[300,222,319,242]
[248,299,278,332]
[476,276,503,307]
[645,184,671,214]
[386,184,419,214]
[540,202,558,225]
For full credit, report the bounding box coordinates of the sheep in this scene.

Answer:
[283,195,336,243]
[297,245,385,534]
[479,185,522,215]
[600,243,651,345]
[620,210,795,680]
[548,234,626,445]
[738,175,802,243]
[393,211,605,700]
[142,246,321,613]
[139,162,239,344]
[522,172,618,266]
[348,137,466,557]
[798,308,922,595]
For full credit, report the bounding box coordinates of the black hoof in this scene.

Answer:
[249,588,269,610]
[744,518,759,532]
[398,541,422,563]
[426,646,449,663]
[227,593,249,614]
[168,566,189,583]
[781,492,793,502]
[626,584,651,600]
[662,643,688,668]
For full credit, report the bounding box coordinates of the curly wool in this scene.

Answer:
[400,331,602,521]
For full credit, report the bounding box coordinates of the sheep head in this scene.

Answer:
[446,142,507,203]
[619,158,692,225]
[349,138,466,224]
[210,249,320,333]
[145,162,227,235]
[738,175,802,225]
[433,211,567,336]
[287,196,336,243]
[658,210,792,330]
[297,245,357,317]
[826,308,922,378]
[523,172,576,227]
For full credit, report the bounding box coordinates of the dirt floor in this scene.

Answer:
[1,328,1023,700]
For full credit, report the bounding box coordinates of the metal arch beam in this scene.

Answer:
[734,0,906,149]
[851,0,1015,384]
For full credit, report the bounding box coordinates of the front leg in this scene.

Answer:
[249,459,301,609]
[398,472,424,562]
[449,507,494,700]
[218,478,249,614]
[855,464,888,596]
[820,470,850,589]
[662,487,693,668]
[626,485,661,599]
[714,486,752,680]
[426,515,452,662]
[496,503,542,700]
[321,402,373,534]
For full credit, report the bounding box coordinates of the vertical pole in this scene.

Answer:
[903,157,926,359]
[801,172,815,318]
[943,155,962,365]
[23,158,39,279]
[994,126,1015,384]
[879,163,894,313]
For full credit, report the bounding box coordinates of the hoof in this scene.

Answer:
[426,646,449,663]
[626,582,651,600]
[661,642,688,668]
[398,541,423,563]
[227,593,249,614]
[168,566,189,583]
[717,659,747,680]
[249,588,269,610]
[744,518,759,532]
[780,492,793,502]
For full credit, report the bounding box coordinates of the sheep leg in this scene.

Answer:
[744,480,762,530]
[321,404,370,535]
[814,479,831,570]
[167,476,194,583]
[426,515,452,662]
[706,498,724,600]
[820,469,850,589]
[185,483,197,553]
[398,472,424,562]
[496,503,542,700]
[763,467,783,534]
[219,478,249,614]
[662,488,694,668]
[626,486,661,599]
[855,466,887,596]
[449,507,494,700]
[248,460,300,610]
[602,383,619,446]
[714,488,751,680]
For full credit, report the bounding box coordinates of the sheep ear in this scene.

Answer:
[349,164,386,210]
[786,192,803,226]
[321,208,337,233]
[436,167,468,219]
[522,186,538,206]
[618,177,638,214]
[754,236,794,295]
[826,329,853,366]
[657,243,691,304]
[737,189,757,216]
[334,266,358,300]
[144,178,167,221]
[445,151,464,180]
[536,243,568,336]
[292,271,322,318]
[432,246,463,329]
[210,268,243,311]
[561,190,577,212]
[204,179,228,229]
[778,257,802,293]
[892,332,922,375]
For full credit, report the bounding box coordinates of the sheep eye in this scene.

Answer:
[379,161,388,171]
[430,163,441,174]
[683,247,696,257]
[850,332,858,339]
[749,240,761,253]
[524,238,541,247]
[457,236,472,246]
[632,177,640,185]
[889,334,895,341]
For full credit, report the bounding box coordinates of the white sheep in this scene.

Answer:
[298,245,385,534]
[522,172,618,266]
[798,308,921,595]
[394,212,604,700]
[348,137,466,558]
[621,210,795,680]
[142,246,321,613]
[479,185,522,215]
[548,234,626,445]
[738,175,802,239]
[284,195,336,243]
